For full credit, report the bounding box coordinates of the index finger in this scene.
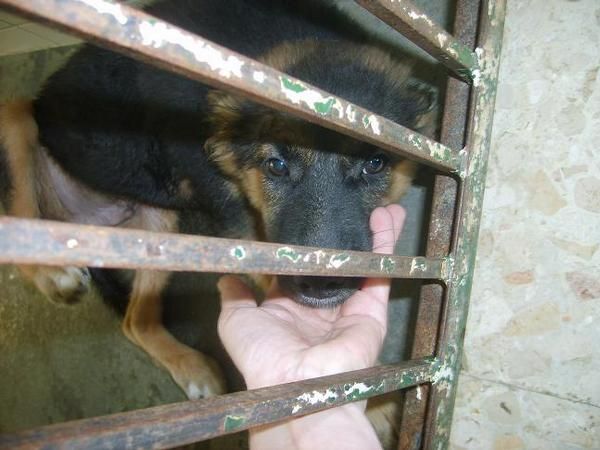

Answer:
[341,204,406,319]
[370,204,405,256]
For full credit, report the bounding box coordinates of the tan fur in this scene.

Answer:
[0,101,73,291]
[259,40,320,72]
[0,101,224,397]
[366,392,402,450]
[178,178,194,200]
[204,40,319,178]
[0,101,39,219]
[121,206,226,399]
[206,40,428,224]
[381,160,418,205]
[240,167,266,214]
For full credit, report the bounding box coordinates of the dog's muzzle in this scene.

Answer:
[278,275,363,308]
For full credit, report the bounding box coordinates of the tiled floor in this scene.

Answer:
[450,1,600,448]
[0,9,80,57]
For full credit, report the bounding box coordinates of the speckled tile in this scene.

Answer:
[452,0,600,447]
[451,376,600,450]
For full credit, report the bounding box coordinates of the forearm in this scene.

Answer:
[249,403,382,450]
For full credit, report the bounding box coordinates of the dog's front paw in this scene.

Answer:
[167,351,227,400]
[32,266,92,305]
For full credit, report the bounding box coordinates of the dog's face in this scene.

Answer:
[206,42,436,307]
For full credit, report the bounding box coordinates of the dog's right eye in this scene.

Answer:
[265,158,289,177]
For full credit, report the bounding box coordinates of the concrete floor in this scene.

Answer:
[0,0,453,447]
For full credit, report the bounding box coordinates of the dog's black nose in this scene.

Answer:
[278,275,363,308]
[296,276,347,298]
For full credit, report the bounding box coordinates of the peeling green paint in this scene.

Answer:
[327,253,350,269]
[410,257,427,274]
[406,133,456,165]
[276,246,302,263]
[361,114,382,135]
[380,256,395,274]
[224,415,246,431]
[314,97,335,115]
[448,42,478,72]
[230,245,246,260]
[281,76,306,93]
[343,381,385,401]
[279,77,342,117]
[456,67,474,82]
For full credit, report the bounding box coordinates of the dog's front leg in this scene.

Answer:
[0,101,92,304]
[122,206,226,399]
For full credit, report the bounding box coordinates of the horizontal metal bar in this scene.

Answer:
[356,0,478,82]
[0,0,460,173]
[0,218,448,280]
[0,358,437,450]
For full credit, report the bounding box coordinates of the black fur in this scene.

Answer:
[26,0,434,306]
[34,0,362,212]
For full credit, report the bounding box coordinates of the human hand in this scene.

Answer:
[217,204,406,390]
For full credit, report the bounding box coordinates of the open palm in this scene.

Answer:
[218,204,406,389]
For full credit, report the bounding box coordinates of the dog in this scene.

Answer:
[0,0,436,425]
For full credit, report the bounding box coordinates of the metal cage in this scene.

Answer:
[0,0,506,448]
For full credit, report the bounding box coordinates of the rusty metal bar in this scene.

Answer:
[0,359,437,450]
[0,0,461,174]
[424,1,506,448]
[0,217,448,280]
[355,0,479,83]
[398,0,480,448]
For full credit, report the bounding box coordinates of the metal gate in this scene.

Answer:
[0,0,506,448]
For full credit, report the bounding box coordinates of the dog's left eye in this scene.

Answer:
[265,158,289,177]
[362,156,387,175]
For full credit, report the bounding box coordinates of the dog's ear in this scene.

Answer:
[204,134,240,178]
[205,90,276,177]
[401,78,439,138]
[204,90,246,178]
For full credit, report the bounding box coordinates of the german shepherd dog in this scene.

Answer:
[0,0,436,407]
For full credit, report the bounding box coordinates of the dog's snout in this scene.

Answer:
[296,276,347,298]
[278,275,362,308]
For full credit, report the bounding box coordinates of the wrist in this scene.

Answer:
[249,403,381,450]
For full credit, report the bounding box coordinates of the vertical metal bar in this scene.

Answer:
[398,1,480,448]
[424,1,506,448]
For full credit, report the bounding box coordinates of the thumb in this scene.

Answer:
[217,275,257,315]
[217,275,257,346]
